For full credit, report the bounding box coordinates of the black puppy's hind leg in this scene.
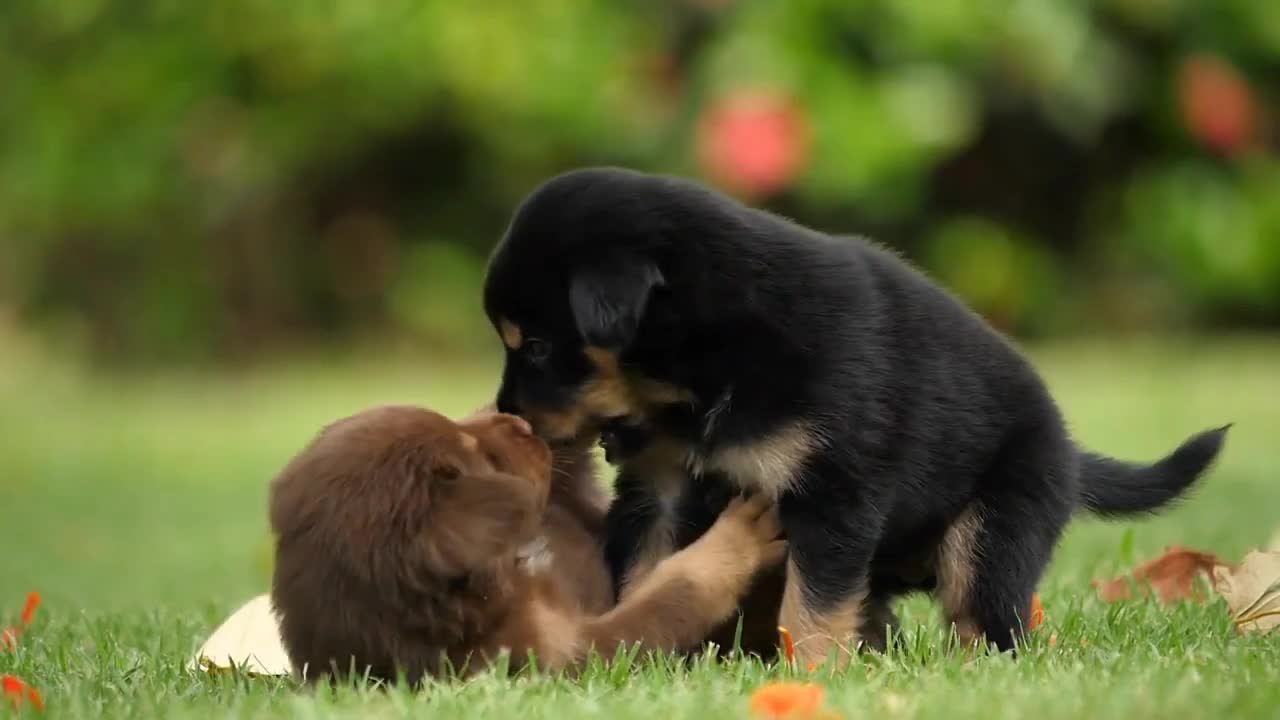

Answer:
[937,428,1076,654]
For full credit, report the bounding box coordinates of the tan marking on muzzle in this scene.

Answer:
[499,318,523,350]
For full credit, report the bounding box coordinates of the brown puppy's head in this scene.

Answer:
[268,405,552,682]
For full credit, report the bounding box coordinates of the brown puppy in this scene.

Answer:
[269,405,785,683]
[460,402,614,617]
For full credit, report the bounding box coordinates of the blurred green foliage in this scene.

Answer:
[0,0,1276,365]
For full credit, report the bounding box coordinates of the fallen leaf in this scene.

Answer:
[1212,550,1280,635]
[2,675,44,713]
[750,682,838,719]
[1092,545,1227,604]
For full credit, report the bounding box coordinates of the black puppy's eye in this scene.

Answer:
[524,338,552,365]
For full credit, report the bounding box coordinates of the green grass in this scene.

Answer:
[2,335,1278,719]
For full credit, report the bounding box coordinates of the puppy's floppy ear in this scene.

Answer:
[569,256,664,350]
[424,470,544,575]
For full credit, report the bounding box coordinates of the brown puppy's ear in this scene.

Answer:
[569,257,664,350]
[424,469,546,576]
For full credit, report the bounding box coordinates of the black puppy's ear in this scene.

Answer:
[569,258,664,350]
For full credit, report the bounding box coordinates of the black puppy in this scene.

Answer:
[482,167,1228,665]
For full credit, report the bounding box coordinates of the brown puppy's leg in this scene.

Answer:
[576,495,786,662]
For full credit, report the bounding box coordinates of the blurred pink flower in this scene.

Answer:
[696,89,809,199]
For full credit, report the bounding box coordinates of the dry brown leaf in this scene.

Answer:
[1211,550,1280,635]
[1092,545,1228,604]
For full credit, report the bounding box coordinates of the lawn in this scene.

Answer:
[1,335,1278,719]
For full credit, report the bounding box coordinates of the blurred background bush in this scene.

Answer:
[2,0,1277,367]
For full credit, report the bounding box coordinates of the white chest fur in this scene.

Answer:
[689,420,826,499]
[516,536,555,575]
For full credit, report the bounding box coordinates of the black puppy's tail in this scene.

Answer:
[1077,425,1231,518]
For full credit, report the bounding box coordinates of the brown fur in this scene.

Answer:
[269,405,784,684]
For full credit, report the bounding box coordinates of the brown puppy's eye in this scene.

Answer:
[433,463,461,481]
[525,338,552,366]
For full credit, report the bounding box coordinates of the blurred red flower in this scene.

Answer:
[696,88,809,199]
[1178,53,1256,155]
[2,592,41,652]
[2,675,45,713]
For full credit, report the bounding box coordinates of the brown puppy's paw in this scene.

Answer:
[673,494,787,613]
[707,494,787,565]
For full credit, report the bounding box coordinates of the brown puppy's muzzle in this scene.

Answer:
[459,412,553,487]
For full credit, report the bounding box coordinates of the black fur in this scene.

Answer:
[482,167,1229,654]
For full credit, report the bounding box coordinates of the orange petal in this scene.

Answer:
[21,593,41,627]
[777,626,796,666]
[750,682,825,719]
[1029,594,1045,631]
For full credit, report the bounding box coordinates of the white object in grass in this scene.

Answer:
[191,593,292,677]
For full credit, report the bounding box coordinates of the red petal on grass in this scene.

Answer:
[1029,594,1045,631]
[777,626,796,667]
[21,593,40,627]
[2,675,45,713]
